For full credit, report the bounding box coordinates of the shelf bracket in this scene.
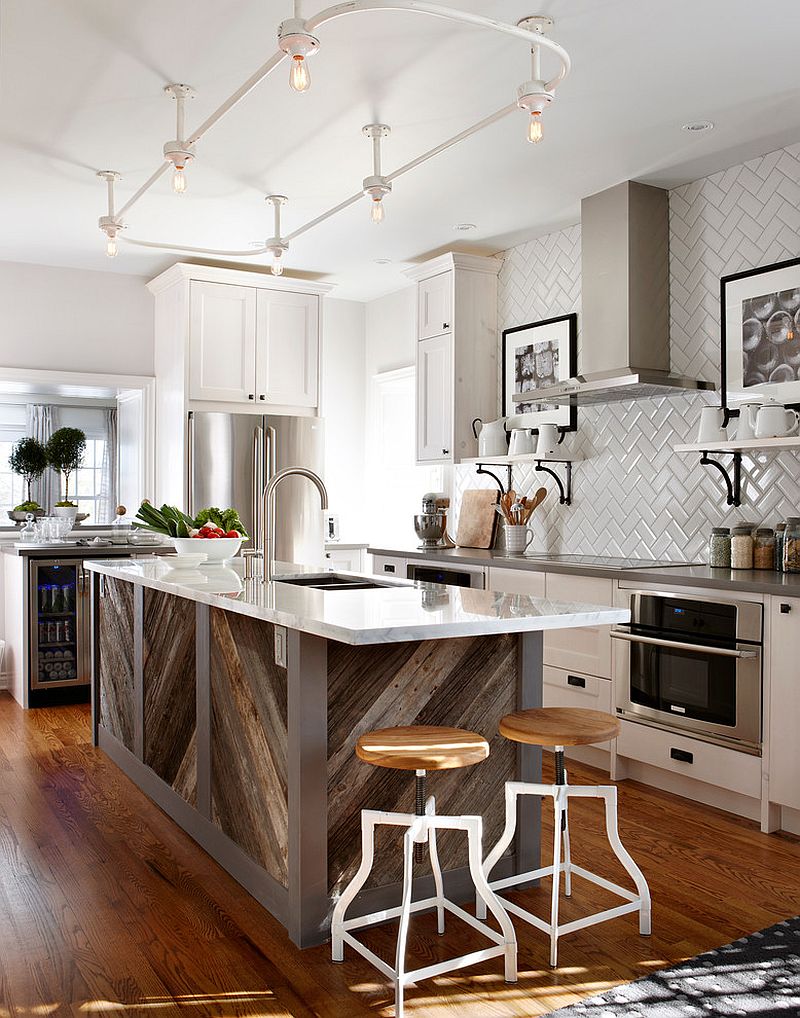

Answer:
[699,451,742,507]
[475,463,511,495]
[534,459,572,505]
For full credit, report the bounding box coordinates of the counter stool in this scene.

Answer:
[331,725,517,1017]
[477,707,651,968]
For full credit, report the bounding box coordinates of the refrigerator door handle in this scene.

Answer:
[253,427,264,552]
[187,412,196,517]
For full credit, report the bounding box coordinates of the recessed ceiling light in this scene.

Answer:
[374,258,391,264]
[681,120,714,133]
[454,223,477,231]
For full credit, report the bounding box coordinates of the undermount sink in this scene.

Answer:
[276,573,395,592]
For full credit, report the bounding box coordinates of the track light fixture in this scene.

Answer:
[265,195,289,276]
[96,171,123,257]
[515,16,555,144]
[278,18,320,92]
[362,125,391,225]
[163,84,196,193]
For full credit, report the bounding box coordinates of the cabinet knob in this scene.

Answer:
[781,603,792,614]
[248,393,255,401]
[259,394,266,401]
[443,322,450,329]
[442,448,450,455]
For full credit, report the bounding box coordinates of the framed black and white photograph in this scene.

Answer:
[501,313,577,431]
[721,256,800,410]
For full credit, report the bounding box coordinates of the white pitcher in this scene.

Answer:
[755,402,800,439]
[734,402,760,441]
[472,417,508,457]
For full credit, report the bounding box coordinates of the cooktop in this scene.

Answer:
[522,554,702,570]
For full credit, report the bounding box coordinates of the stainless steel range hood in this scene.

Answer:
[513,180,714,407]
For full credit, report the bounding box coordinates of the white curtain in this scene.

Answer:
[26,404,57,509]
[100,407,118,524]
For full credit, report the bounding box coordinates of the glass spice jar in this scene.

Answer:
[775,522,787,572]
[753,527,775,570]
[784,518,800,574]
[731,524,754,570]
[708,527,731,568]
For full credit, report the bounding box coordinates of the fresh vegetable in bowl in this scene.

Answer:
[134,502,249,540]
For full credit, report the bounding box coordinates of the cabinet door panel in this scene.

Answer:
[256,291,319,408]
[189,282,257,403]
[487,567,546,597]
[769,596,800,809]
[418,272,452,340]
[543,573,614,678]
[416,333,453,463]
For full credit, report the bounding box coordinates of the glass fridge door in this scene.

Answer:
[29,559,86,689]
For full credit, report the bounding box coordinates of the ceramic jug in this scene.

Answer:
[472,417,508,457]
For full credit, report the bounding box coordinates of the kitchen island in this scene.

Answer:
[85,557,627,947]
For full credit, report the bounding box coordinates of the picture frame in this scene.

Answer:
[501,313,578,432]
[720,256,800,412]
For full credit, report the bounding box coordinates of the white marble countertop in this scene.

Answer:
[84,557,629,646]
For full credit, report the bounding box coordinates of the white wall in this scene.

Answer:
[365,285,416,377]
[322,298,366,542]
[0,262,154,375]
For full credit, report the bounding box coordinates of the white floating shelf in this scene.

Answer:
[674,437,800,454]
[461,452,583,465]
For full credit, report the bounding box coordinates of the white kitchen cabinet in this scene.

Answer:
[370,554,407,579]
[407,253,501,465]
[416,334,453,462]
[256,289,319,409]
[768,596,800,811]
[543,573,614,678]
[418,272,452,340]
[325,546,366,572]
[487,566,546,597]
[189,281,258,403]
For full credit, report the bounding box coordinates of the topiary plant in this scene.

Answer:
[9,437,48,508]
[46,427,86,506]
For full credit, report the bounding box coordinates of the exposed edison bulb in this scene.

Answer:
[370,197,385,224]
[289,54,311,93]
[106,236,118,258]
[172,166,187,194]
[271,252,284,276]
[527,112,543,144]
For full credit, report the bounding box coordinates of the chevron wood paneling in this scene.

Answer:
[458,144,800,561]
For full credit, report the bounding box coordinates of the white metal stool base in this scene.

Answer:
[332,793,517,1018]
[479,761,651,968]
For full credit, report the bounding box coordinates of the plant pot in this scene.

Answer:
[52,506,78,526]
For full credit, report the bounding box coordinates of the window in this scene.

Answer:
[0,405,28,519]
[73,437,107,521]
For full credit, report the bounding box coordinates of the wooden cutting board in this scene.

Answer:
[456,488,499,549]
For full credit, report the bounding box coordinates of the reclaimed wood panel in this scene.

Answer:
[98,577,135,752]
[143,590,197,805]
[210,609,288,888]
[328,634,518,895]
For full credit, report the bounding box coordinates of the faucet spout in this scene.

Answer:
[261,466,329,582]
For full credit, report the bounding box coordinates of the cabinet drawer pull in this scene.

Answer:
[383,564,396,573]
[567,675,586,688]
[781,603,792,614]
[670,747,693,764]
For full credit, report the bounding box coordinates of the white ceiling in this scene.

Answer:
[2,0,800,300]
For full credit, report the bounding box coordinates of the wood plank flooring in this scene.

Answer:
[2,692,800,1017]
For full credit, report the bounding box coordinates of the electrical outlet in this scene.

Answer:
[274,626,287,668]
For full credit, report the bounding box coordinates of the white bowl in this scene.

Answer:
[168,552,208,570]
[172,536,243,561]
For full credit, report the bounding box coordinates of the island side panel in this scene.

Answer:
[143,589,197,806]
[209,608,289,889]
[97,575,136,753]
[327,633,520,898]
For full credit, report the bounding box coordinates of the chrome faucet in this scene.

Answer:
[261,466,329,582]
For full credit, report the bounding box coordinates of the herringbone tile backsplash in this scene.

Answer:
[455,143,800,562]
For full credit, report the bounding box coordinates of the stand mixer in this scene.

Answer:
[413,492,452,550]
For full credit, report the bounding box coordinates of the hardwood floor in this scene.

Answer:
[1,692,799,1017]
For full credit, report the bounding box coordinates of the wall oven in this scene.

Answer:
[612,589,762,754]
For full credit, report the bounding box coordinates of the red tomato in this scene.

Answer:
[224,530,239,539]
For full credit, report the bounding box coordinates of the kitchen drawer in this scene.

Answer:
[370,555,407,579]
[544,573,614,678]
[617,719,761,800]
[543,665,612,715]
[487,567,546,597]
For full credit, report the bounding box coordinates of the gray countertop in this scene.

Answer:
[3,540,168,557]
[369,545,800,597]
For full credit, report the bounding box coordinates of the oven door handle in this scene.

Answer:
[610,629,759,659]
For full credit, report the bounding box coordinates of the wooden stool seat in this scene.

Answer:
[356,725,489,771]
[499,707,620,747]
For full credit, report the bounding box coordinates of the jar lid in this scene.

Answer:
[756,527,774,536]
[732,525,753,535]
[711,527,730,535]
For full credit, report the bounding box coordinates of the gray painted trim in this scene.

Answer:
[195,603,211,819]
[515,631,543,882]
[98,725,289,924]
[133,584,144,760]
[287,631,329,948]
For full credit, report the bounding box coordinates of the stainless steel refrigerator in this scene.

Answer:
[187,412,325,566]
